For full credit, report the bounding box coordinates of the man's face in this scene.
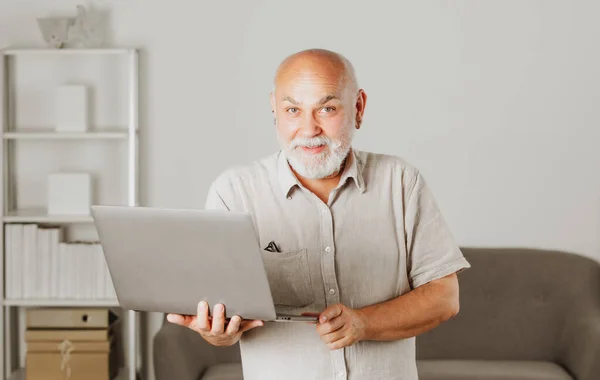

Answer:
[271,65,357,180]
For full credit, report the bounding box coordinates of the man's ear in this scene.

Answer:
[355,89,367,129]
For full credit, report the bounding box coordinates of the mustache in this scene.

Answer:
[290,136,341,150]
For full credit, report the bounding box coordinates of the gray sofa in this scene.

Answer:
[153,248,600,380]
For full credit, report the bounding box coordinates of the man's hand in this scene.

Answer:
[167,301,264,347]
[304,303,369,350]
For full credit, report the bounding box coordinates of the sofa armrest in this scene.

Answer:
[153,320,212,380]
[559,310,600,380]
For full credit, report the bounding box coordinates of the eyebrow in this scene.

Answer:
[282,96,298,105]
[281,94,340,105]
[318,94,339,104]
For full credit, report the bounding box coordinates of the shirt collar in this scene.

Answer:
[338,149,366,194]
[277,149,366,199]
[277,150,301,198]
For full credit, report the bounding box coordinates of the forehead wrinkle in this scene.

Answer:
[277,74,345,107]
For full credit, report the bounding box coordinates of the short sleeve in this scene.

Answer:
[204,181,230,211]
[405,171,471,289]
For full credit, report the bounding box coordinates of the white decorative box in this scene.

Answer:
[47,173,91,215]
[55,85,88,132]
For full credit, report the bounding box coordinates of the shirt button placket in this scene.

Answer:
[320,206,346,379]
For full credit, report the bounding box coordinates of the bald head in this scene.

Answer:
[273,49,358,96]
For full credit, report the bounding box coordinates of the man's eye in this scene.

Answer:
[287,107,298,114]
[322,107,335,113]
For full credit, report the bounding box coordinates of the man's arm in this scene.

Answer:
[311,272,460,350]
[358,272,459,341]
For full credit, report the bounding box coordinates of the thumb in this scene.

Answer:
[239,320,265,333]
[167,313,185,325]
[301,312,320,324]
[320,304,343,323]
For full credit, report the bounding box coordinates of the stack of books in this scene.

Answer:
[4,223,117,300]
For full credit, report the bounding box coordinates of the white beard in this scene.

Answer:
[278,121,355,180]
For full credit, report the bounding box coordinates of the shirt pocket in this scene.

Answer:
[261,248,315,309]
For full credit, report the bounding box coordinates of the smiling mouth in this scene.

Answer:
[300,145,326,154]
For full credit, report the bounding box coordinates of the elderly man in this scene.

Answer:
[167,48,471,380]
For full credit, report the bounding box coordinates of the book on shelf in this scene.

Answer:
[4,223,117,301]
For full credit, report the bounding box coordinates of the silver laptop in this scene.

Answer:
[90,205,317,323]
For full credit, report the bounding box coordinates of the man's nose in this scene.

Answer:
[298,113,321,137]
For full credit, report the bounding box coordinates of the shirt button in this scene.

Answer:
[329,288,336,295]
[324,246,331,253]
[337,372,345,377]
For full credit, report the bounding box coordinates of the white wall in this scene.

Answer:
[2,1,599,379]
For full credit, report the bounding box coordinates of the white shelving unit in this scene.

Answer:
[3,130,129,140]
[2,49,132,56]
[3,299,120,307]
[0,48,140,380]
[3,208,95,223]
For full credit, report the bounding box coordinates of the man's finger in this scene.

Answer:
[327,335,352,351]
[238,319,264,333]
[211,304,226,333]
[168,313,197,327]
[316,314,345,335]
[225,315,242,335]
[166,313,185,325]
[319,304,343,324]
[195,301,210,332]
[321,325,347,344]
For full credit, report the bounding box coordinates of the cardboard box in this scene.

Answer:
[25,329,112,342]
[25,308,120,380]
[26,340,117,380]
[27,308,112,329]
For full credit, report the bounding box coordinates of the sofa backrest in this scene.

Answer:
[416,247,600,361]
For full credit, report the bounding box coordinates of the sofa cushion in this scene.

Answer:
[417,360,573,380]
[199,360,573,380]
[201,363,243,380]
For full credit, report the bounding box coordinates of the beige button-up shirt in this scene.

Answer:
[205,149,471,380]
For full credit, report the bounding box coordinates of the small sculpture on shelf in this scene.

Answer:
[37,4,107,49]
[67,4,107,48]
[36,17,70,49]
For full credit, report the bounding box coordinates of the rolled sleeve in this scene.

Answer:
[404,171,471,289]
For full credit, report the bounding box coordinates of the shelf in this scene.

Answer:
[9,367,136,380]
[3,129,131,140]
[3,298,119,307]
[3,48,135,56]
[3,209,94,223]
